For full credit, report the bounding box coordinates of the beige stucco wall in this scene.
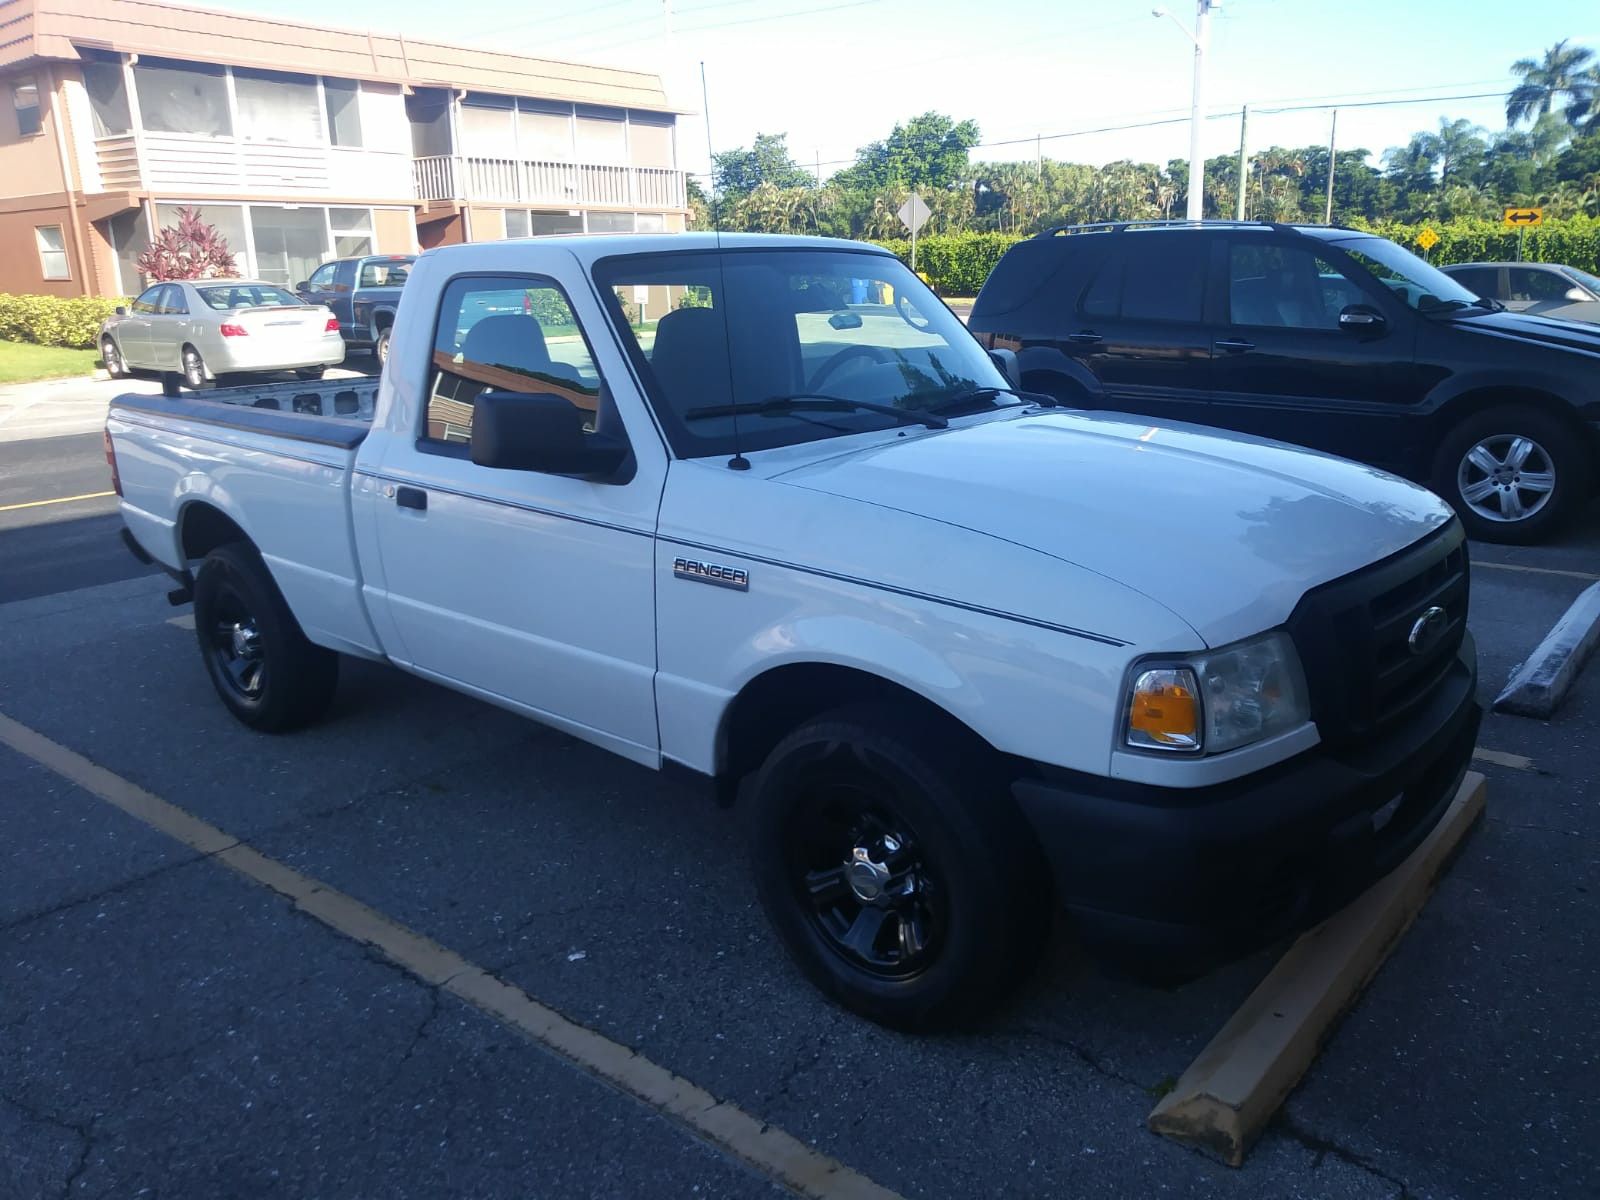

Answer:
[467,205,506,241]
[0,67,67,199]
[0,198,79,296]
[374,207,418,254]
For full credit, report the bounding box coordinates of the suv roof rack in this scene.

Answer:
[1035,218,1361,239]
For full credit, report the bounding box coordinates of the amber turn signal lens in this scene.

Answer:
[1126,667,1201,751]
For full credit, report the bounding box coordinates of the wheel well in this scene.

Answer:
[374,310,394,331]
[716,663,989,786]
[179,502,250,563]
[1020,368,1091,404]
[1434,386,1588,439]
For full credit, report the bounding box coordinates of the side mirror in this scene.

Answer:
[469,391,629,480]
[988,348,1021,388]
[1338,304,1387,334]
[114,305,127,316]
[295,281,311,293]
[1565,287,1589,303]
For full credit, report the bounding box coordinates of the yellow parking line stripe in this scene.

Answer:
[0,711,901,1200]
[1474,560,1600,583]
[1472,747,1534,771]
[0,490,115,513]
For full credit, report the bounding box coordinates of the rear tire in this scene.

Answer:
[748,703,1049,1030]
[191,542,338,732]
[374,325,392,367]
[1431,405,1588,544]
[181,345,209,390]
[295,366,326,380]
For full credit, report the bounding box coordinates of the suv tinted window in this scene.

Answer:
[1120,236,1207,323]
[1079,251,1121,318]
[1449,267,1500,297]
[1227,243,1355,330]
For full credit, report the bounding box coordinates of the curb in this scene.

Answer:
[1493,581,1600,719]
[1148,772,1487,1166]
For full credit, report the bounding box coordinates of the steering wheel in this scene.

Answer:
[808,344,894,391]
[896,292,932,331]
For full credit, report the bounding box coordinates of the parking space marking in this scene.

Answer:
[1474,560,1600,583]
[0,710,901,1200]
[1472,747,1535,771]
[0,490,115,513]
[167,613,195,630]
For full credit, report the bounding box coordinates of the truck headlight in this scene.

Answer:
[1124,632,1309,755]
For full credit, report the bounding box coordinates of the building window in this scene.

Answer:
[133,59,231,137]
[155,203,249,272]
[233,69,322,144]
[12,79,41,137]
[459,99,516,157]
[628,113,675,169]
[587,211,635,234]
[83,59,132,136]
[324,79,363,147]
[330,207,374,257]
[574,108,627,165]
[517,103,573,160]
[35,226,69,279]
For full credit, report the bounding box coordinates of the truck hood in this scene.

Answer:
[771,410,1453,648]
[1449,308,1600,357]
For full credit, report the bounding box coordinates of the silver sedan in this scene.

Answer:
[100,279,346,388]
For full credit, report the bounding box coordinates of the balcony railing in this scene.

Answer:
[413,155,686,210]
[90,133,414,200]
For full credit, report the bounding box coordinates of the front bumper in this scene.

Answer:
[1013,633,1480,971]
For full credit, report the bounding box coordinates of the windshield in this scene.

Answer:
[592,249,1013,457]
[198,284,304,310]
[1564,266,1600,295]
[1328,236,1484,313]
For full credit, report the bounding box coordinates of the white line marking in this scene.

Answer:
[0,711,900,1200]
[1472,747,1534,771]
[166,613,195,630]
[1475,560,1600,583]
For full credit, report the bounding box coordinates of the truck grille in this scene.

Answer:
[1285,523,1469,750]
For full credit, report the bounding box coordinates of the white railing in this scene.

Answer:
[412,154,687,210]
[92,132,413,199]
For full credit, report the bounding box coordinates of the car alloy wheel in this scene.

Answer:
[183,348,206,390]
[1456,433,1556,524]
[102,338,124,378]
[206,579,266,701]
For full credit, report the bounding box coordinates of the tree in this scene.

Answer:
[712,133,814,201]
[1507,39,1597,128]
[136,207,237,282]
[1421,118,1487,189]
[833,112,980,193]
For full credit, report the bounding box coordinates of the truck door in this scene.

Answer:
[363,271,665,763]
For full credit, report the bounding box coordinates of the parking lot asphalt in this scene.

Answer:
[1,398,1597,1198]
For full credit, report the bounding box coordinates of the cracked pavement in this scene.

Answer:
[2,502,1598,1194]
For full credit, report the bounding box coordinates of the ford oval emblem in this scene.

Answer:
[1407,606,1448,657]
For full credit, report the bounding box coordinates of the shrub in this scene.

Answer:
[0,293,129,349]
[872,232,1025,295]
[137,206,238,282]
[1344,215,1600,272]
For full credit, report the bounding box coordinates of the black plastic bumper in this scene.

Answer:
[1013,634,1480,971]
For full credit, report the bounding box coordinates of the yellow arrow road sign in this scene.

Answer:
[1504,207,1543,228]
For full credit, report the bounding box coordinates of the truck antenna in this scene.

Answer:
[700,61,748,470]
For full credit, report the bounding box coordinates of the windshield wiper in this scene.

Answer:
[683,394,948,430]
[928,385,1060,412]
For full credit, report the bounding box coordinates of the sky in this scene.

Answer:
[201,0,1600,183]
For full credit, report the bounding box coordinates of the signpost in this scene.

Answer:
[1417,227,1439,258]
[897,193,931,272]
[1504,207,1543,262]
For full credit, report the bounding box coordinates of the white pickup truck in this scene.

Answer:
[107,234,1480,1028]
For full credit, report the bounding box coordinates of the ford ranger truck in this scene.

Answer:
[105,234,1481,1030]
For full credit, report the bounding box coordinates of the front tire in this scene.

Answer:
[191,542,338,732]
[181,345,209,390]
[102,337,128,380]
[1432,406,1587,544]
[748,704,1049,1030]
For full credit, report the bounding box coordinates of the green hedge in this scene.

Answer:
[872,232,1024,296]
[0,293,129,349]
[1346,216,1600,272]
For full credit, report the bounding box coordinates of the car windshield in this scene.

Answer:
[198,284,304,310]
[1563,265,1600,294]
[592,248,1015,458]
[1328,236,1485,314]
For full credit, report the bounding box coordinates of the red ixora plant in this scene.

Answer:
[136,206,238,281]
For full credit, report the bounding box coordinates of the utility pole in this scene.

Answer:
[1155,1,1219,222]
[1324,108,1338,224]
[1234,103,1248,220]
[1036,133,1043,180]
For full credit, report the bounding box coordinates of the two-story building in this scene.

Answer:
[0,0,688,297]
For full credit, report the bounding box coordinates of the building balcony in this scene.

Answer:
[411,155,687,211]
[90,132,416,200]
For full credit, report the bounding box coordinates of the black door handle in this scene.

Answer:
[1067,331,1103,344]
[395,485,427,511]
[1214,338,1255,353]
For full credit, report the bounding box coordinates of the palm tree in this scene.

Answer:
[1506,40,1597,127]
[1419,118,1487,189]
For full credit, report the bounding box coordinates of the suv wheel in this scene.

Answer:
[1432,406,1587,544]
[747,704,1048,1030]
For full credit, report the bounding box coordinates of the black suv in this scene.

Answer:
[969,221,1600,543]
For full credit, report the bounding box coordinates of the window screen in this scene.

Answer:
[575,112,627,164]
[425,275,603,447]
[133,60,230,137]
[628,115,674,168]
[324,79,363,147]
[517,106,572,159]
[84,61,132,136]
[459,102,515,157]
[12,80,40,137]
[234,69,321,144]
[35,226,68,279]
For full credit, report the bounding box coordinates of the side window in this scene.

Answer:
[425,275,604,447]
[1451,267,1499,298]
[160,284,188,315]
[1078,248,1123,319]
[132,286,162,315]
[1507,269,1569,302]
[1119,236,1206,323]
[1227,243,1346,330]
[307,262,338,290]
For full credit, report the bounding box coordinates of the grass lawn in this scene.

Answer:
[0,340,100,385]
